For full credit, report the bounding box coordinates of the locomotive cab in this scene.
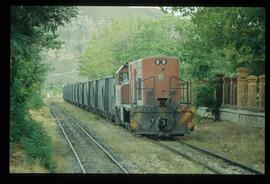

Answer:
[115,64,131,125]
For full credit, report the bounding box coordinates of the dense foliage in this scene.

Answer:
[79,15,192,79]
[162,7,265,77]
[10,6,77,170]
[162,7,265,119]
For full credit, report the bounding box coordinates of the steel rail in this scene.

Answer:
[125,122,262,175]
[177,140,263,175]
[54,103,128,174]
[156,142,221,174]
[50,105,86,173]
[127,129,261,174]
[124,130,220,174]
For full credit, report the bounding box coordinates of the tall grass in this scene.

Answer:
[20,118,56,171]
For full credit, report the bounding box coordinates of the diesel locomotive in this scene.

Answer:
[63,56,195,137]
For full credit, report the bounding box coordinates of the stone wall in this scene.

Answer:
[187,67,265,127]
[197,107,265,128]
[222,67,265,111]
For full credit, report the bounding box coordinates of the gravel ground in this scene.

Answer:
[28,103,80,173]
[50,106,82,173]
[54,123,82,173]
[159,141,258,174]
[51,104,124,173]
[176,119,265,173]
[56,101,214,174]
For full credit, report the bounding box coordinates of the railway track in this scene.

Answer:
[111,125,262,174]
[178,140,263,174]
[122,126,262,174]
[51,102,262,174]
[50,103,128,174]
[156,140,263,175]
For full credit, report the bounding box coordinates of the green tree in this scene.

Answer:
[162,7,265,77]
[79,18,141,79]
[79,15,192,79]
[10,6,77,170]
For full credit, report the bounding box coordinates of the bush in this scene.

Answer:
[20,118,56,171]
[10,100,27,143]
[194,83,215,110]
[26,89,44,109]
[194,77,222,121]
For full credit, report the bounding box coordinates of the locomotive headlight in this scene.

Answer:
[155,59,161,65]
[161,59,167,65]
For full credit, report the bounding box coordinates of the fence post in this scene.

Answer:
[223,77,231,105]
[259,74,265,108]
[215,74,224,105]
[214,74,224,121]
[191,79,196,105]
[247,75,258,107]
[230,77,237,106]
[236,67,248,106]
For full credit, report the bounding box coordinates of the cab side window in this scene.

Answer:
[123,72,129,82]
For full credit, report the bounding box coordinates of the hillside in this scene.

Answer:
[42,6,163,90]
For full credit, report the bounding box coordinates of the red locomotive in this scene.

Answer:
[63,56,195,137]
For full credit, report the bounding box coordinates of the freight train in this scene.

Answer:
[63,56,195,137]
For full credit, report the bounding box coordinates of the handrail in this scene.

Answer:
[169,76,191,104]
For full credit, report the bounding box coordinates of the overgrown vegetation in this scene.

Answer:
[79,15,192,79]
[20,118,55,170]
[10,6,77,171]
[162,7,265,75]
[162,7,265,119]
